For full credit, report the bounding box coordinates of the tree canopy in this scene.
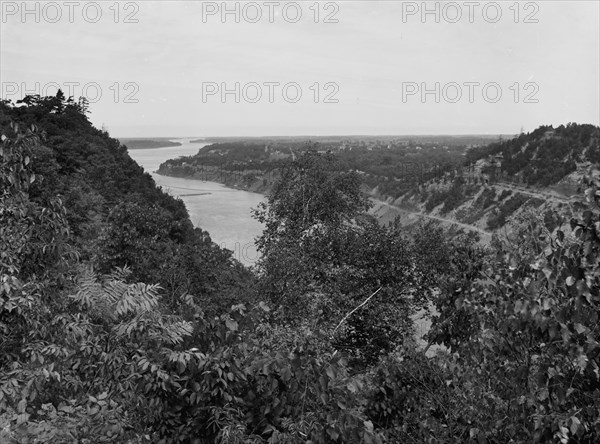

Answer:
[2,94,600,443]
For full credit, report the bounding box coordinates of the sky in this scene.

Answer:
[1,0,599,137]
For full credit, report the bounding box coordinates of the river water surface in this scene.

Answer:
[126,138,265,266]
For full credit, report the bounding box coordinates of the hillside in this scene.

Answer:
[158,124,600,239]
[394,123,599,235]
[465,123,600,186]
[4,96,600,442]
[156,135,488,197]
[0,95,251,308]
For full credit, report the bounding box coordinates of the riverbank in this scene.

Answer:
[156,164,273,195]
[126,144,265,266]
[157,165,492,244]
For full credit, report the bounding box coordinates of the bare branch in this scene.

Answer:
[331,287,382,336]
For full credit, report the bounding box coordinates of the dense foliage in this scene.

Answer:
[159,125,599,235]
[2,93,600,443]
[158,136,475,197]
[466,123,600,186]
[252,152,432,366]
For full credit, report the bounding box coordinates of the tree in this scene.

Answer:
[254,150,370,254]
[77,96,90,116]
[253,151,421,366]
[423,170,600,442]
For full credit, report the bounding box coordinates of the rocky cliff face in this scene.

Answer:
[157,163,274,194]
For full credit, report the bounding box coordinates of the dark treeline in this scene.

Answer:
[157,138,467,197]
[408,124,600,229]
[160,125,600,204]
[465,123,600,186]
[2,92,600,443]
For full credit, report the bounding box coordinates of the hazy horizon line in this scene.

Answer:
[116,133,523,140]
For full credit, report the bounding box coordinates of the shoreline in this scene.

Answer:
[157,170,491,242]
[126,144,183,150]
[155,170,270,197]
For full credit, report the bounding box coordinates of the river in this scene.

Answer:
[126,138,265,266]
[128,139,438,351]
